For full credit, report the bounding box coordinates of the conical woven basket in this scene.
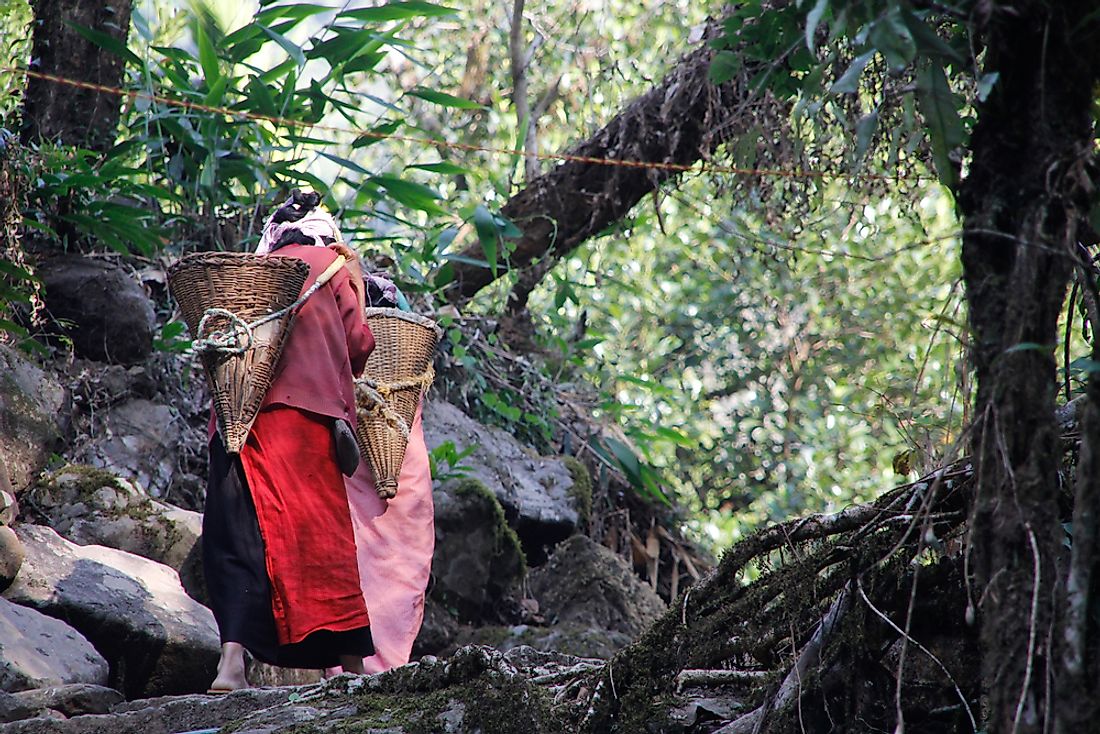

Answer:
[355,308,442,498]
[167,252,309,454]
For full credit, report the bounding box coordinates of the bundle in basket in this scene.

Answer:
[167,252,309,454]
[355,308,442,499]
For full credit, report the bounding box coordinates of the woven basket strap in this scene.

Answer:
[355,366,436,440]
[192,255,348,355]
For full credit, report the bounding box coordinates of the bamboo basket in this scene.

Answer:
[355,308,442,498]
[167,252,309,453]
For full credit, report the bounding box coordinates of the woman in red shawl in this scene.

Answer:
[204,191,374,691]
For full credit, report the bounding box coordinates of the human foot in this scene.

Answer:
[208,642,249,692]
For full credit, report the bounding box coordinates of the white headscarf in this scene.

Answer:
[255,205,343,254]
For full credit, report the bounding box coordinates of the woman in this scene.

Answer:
[204,191,374,691]
[344,404,434,673]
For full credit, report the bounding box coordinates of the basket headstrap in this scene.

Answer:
[193,254,349,355]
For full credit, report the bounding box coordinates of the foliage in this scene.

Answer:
[427,439,476,483]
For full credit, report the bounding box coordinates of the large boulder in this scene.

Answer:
[26,465,200,573]
[0,528,22,592]
[0,596,108,692]
[37,257,155,366]
[69,400,189,501]
[4,684,123,721]
[0,347,67,494]
[423,400,580,562]
[2,525,218,699]
[528,534,665,639]
[431,479,526,623]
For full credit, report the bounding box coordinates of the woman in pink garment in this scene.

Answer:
[343,403,434,673]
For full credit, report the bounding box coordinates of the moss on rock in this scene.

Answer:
[562,456,592,530]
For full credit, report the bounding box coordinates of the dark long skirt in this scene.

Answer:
[203,432,373,669]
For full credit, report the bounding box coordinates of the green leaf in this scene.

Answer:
[708,51,742,85]
[805,0,828,52]
[1004,342,1051,354]
[255,3,329,24]
[353,120,402,148]
[194,19,221,85]
[261,24,306,68]
[341,1,458,22]
[830,50,873,94]
[407,161,469,175]
[976,72,999,102]
[1068,357,1100,374]
[317,151,373,176]
[373,175,446,214]
[868,8,915,71]
[855,107,879,160]
[900,9,963,63]
[916,61,964,188]
[409,87,482,109]
[66,21,142,67]
[472,204,499,276]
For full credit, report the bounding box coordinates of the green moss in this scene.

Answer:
[248,649,565,734]
[562,456,592,529]
[453,478,527,575]
[39,463,121,497]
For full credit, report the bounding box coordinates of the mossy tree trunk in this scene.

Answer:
[957,2,1100,731]
[21,0,133,150]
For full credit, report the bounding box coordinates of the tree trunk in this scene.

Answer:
[958,2,1100,732]
[443,17,764,306]
[21,0,133,151]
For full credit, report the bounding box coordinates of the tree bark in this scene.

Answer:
[443,17,761,306]
[21,0,133,151]
[958,2,1100,732]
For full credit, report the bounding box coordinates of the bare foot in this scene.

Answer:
[338,655,365,675]
[208,642,249,692]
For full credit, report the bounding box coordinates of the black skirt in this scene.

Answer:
[203,435,374,669]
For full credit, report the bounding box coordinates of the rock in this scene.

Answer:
[0,686,300,734]
[0,490,17,526]
[0,528,23,592]
[529,534,665,638]
[431,479,526,622]
[0,596,108,693]
[0,346,67,494]
[10,684,123,718]
[454,622,634,660]
[37,257,155,366]
[423,400,579,562]
[0,691,35,724]
[69,400,188,500]
[2,525,219,699]
[26,465,201,573]
[246,662,322,688]
[412,598,459,657]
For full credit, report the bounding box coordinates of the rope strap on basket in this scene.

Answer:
[355,366,436,439]
[191,255,348,355]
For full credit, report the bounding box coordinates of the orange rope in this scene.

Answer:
[6,66,930,183]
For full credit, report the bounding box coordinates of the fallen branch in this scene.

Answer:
[713,585,853,734]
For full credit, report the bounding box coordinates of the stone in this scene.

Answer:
[37,256,156,366]
[528,534,666,638]
[69,400,187,500]
[2,525,219,699]
[0,527,22,592]
[0,690,35,724]
[412,598,459,657]
[422,400,579,562]
[0,686,300,734]
[0,346,67,494]
[0,596,108,693]
[11,684,123,718]
[26,465,201,573]
[453,622,634,660]
[0,490,17,526]
[430,479,526,623]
